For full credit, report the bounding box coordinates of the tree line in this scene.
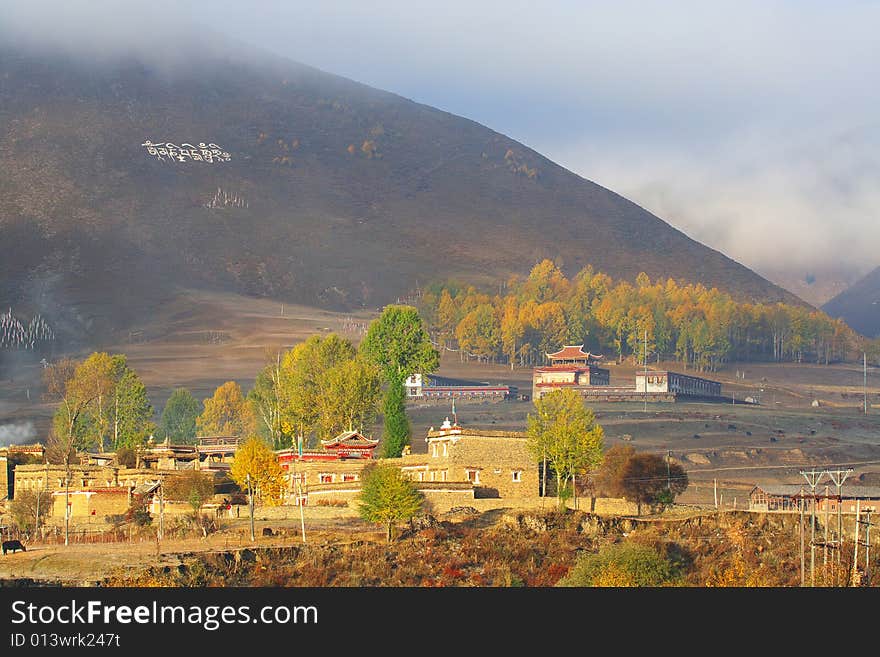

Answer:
[417,259,865,371]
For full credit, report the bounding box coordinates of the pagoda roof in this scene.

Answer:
[546,345,603,360]
[320,430,379,449]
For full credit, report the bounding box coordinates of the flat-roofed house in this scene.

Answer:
[635,370,722,398]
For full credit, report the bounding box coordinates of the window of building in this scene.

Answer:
[417,472,424,481]
[319,473,333,484]
[430,471,436,482]
[442,470,448,482]
[512,471,522,482]
[342,474,356,483]
[442,443,448,457]
[465,469,480,484]
[432,444,438,457]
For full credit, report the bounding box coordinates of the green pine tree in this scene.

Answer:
[380,377,410,458]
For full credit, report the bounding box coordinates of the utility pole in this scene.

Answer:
[864,508,873,587]
[158,480,164,542]
[799,486,805,587]
[35,461,48,540]
[826,468,852,585]
[714,478,718,509]
[823,484,829,585]
[666,450,671,492]
[853,503,873,587]
[296,434,306,544]
[800,469,825,587]
[643,329,648,413]
[64,455,70,547]
[865,353,869,415]
[853,500,860,586]
[246,473,255,542]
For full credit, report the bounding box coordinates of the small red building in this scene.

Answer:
[276,430,379,469]
[532,344,610,399]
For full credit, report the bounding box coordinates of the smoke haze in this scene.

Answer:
[0,421,36,446]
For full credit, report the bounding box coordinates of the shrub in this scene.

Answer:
[9,490,50,532]
[125,499,153,527]
[315,498,349,507]
[557,541,678,587]
[116,445,137,468]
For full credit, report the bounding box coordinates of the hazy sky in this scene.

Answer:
[4,0,879,292]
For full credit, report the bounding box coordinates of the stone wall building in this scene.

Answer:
[13,461,231,522]
[0,453,7,503]
[0,443,45,501]
[274,418,540,509]
[396,417,538,499]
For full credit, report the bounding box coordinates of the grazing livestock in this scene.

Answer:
[2,540,26,555]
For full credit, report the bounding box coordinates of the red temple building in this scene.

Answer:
[532,344,610,399]
[276,430,379,469]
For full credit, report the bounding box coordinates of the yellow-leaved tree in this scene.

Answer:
[230,437,286,506]
[197,381,257,438]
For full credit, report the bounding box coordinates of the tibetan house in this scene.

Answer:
[532,344,610,399]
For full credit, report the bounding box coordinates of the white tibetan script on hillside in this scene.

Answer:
[142,141,231,163]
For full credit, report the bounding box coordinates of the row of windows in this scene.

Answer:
[415,470,448,482]
[419,390,507,398]
[408,469,523,484]
[317,473,359,484]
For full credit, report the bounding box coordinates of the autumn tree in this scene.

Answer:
[593,443,636,498]
[43,356,113,545]
[618,452,689,515]
[356,462,424,542]
[455,303,501,362]
[74,353,154,451]
[248,351,291,449]
[526,388,604,508]
[230,436,286,506]
[9,490,50,534]
[164,470,216,516]
[314,356,382,440]
[435,289,460,349]
[359,305,439,457]
[160,388,201,444]
[279,334,356,445]
[500,296,524,369]
[197,381,257,438]
[45,356,110,459]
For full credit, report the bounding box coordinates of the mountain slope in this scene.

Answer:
[822,266,880,337]
[0,44,803,344]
